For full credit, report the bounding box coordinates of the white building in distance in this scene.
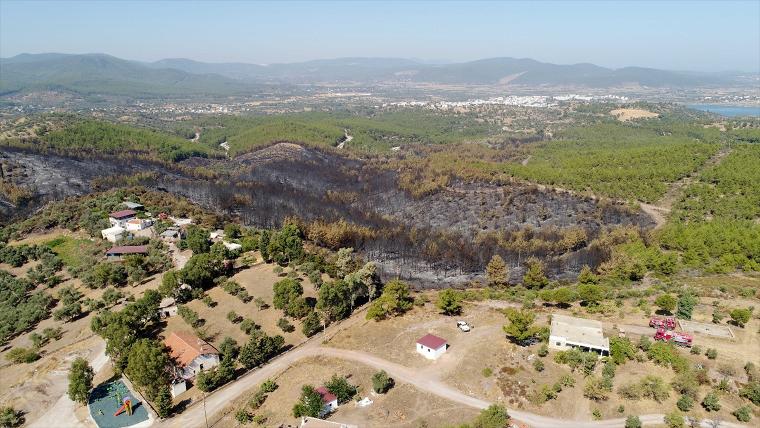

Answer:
[549,314,609,356]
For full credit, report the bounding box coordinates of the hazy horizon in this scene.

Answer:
[1,0,759,73]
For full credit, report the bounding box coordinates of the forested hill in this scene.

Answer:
[0,53,257,97]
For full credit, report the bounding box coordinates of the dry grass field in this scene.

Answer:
[610,108,659,121]
[215,356,479,428]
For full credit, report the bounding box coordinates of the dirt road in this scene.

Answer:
[27,340,107,428]
[160,342,747,428]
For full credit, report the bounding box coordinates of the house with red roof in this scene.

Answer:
[416,333,448,360]
[105,245,148,261]
[108,209,138,227]
[164,331,220,380]
[316,386,338,416]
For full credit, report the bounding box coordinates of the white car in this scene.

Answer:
[457,321,471,332]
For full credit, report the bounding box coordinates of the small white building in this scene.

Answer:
[549,314,610,356]
[158,297,178,318]
[101,226,126,243]
[164,331,220,380]
[125,218,151,231]
[222,241,243,252]
[316,387,338,417]
[108,209,138,228]
[209,230,225,242]
[416,334,448,360]
[169,378,187,398]
[122,201,144,211]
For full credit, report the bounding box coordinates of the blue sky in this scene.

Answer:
[1,0,758,71]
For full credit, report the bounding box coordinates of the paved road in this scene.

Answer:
[160,343,748,428]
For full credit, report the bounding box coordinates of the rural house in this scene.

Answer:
[164,331,220,380]
[108,209,137,227]
[122,201,144,211]
[549,314,610,356]
[416,334,447,360]
[315,386,338,416]
[158,297,178,318]
[100,225,126,243]
[105,245,148,261]
[125,218,151,231]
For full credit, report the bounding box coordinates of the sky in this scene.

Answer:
[1,0,759,72]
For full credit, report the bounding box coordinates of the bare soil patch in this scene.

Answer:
[610,108,659,122]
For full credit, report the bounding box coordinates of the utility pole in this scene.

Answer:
[203,392,209,428]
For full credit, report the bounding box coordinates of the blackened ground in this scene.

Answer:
[1,143,653,286]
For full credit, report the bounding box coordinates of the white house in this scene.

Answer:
[164,331,220,380]
[222,241,243,252]
[416,334,448,360]
[549,314,610,356]
[101,226,126,243]
[125,218,151,231]
[315,387,338,417]
[158,297,178,318]
[108,209,138,227]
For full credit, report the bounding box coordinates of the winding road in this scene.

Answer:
[160,339,747,428]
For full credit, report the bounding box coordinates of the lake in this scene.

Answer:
[687,104,760,117]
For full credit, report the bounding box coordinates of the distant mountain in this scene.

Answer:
[0,53,256,97]
[148,56,742,87]
[0,53,749,99]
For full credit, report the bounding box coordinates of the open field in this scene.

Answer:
[610,109,659,122]
[215,356,480,428]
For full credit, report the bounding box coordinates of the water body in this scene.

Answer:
[687,104,760,117]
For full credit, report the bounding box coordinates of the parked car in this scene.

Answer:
[457,321,471,332]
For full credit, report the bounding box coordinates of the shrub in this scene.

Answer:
[701,391,721,411]
[227,311,242,323]
[537,344,548,357]
[260,379,278,394]
[739,381,760,405]
[732,405,752,422]
[372,370,394,394]
[240,318,258,334]
[533,359,545,372]
[324,374,358,404]
[6,347,40,364]
[706,348,718,359]
[277,317,295,333]
[482,367,493,377]
[560,374,575,387]
[676,394,693,411]
[0,406,24,428]
[583,376,610,401]
[625,415,642,428]
[235,409,253,424]
[663,411,684,428]
[690,345,702,355]
[592,409,601,420]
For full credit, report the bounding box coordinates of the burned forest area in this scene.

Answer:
[0,143,653,286]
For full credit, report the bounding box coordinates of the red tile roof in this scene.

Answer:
[105,245,148,255]
[109,209,137,219]
[316,386,337,404]
[164,331,219,367]
[417,334,447,350]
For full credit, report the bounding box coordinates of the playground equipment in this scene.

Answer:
[649,316,676,330]
[654,328,693,347]
[114,397,133,417]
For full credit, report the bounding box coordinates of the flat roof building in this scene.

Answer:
[549,314,609,356]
